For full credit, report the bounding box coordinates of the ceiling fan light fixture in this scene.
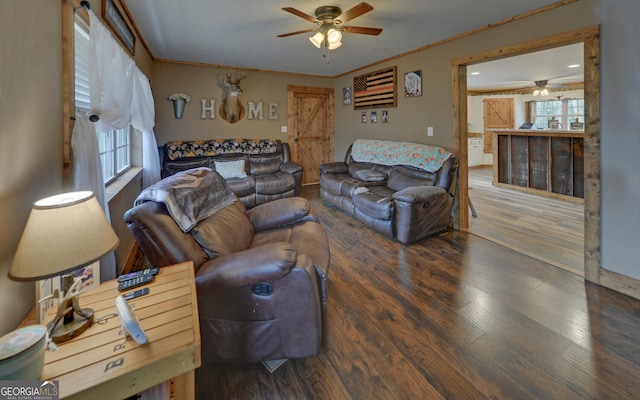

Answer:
[309,32,324,48]
[328,40,342,50]
[327,29,342,44]
[281,3,380,57]
[533,80,549,96]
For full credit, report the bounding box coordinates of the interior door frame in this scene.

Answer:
[451,26,600,283]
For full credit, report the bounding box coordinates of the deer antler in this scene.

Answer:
[225,71,246,84]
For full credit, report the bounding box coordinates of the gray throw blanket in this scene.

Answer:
[135,167,236,232]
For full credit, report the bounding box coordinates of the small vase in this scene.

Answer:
[172,99,186,119]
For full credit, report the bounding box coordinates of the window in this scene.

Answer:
[533,100,562,128]
[532,98,585,129]
[74,16,131,185]
[567,98,585,124]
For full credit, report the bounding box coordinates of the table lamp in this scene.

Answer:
[9,191,119,343]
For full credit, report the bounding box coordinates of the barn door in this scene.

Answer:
[483,98,514,153]
[287,85,335,185]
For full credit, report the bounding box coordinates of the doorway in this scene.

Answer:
[452,26,601,282]
[287,85,335,185]
[465,46,584,274]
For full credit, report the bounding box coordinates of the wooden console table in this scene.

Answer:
[21,262,201,399]
[491,129,584,201]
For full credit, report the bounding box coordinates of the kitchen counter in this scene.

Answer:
[489,129,584,200]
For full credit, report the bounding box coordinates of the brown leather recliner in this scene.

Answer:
[124,194,330,364]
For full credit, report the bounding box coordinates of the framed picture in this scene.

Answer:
[370,111,377,123]
[404,70,422,97]
[353,66,397,110]
[343,86,352,105]
[361,112,367,123]
[35,278,55,324]
[102,0,136,55]
[382,110,389,123]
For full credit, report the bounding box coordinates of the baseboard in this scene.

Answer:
[599,268,640,301]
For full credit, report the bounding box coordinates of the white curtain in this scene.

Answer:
[132,68,161,188]
[72,10,159,280]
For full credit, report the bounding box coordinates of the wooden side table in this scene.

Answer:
[22,262,201,399]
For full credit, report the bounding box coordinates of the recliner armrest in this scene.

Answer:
[247,197,312,231]
[320,162,348,174]
[280,161,303,174]
[196,242,297,289]
[392,185,449,204]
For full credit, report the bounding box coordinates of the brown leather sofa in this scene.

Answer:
[160,139,303,208]
[124,170,329,364]
[320,141,457,244]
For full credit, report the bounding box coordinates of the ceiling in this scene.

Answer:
[121,0,583,88]
[467,43,583,92]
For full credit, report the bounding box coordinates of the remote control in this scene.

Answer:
[118,274,153,291]
[118,268,159,282]
[124,287,149,301]
[116,295,148,345]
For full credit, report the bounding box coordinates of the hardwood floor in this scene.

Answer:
[468,167,584,275]
[196,185,640,399]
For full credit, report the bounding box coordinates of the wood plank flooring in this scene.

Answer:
[468,167,584,275]
[195,184,640,399]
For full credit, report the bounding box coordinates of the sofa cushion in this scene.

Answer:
[386,168,435,192]
[214,159,248,179]
[224,176,256,197]
[165,158,211,176]
[351,168,387,182]
[191,202,254,258]
[348,161,391,177]
[250,154,283,176]
[255,173,296,195]
[352,187,395,221]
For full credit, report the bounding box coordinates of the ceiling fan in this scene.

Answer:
[277,2,382,51]
[532,79,567,96]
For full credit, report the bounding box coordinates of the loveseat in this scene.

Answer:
[125,167,330,364]
[320,139,457,244]
[160,139,302,208]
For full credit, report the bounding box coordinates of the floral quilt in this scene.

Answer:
[166,139,278,160]
[350,138,453,172]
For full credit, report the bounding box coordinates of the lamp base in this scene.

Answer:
[48,308,94,344]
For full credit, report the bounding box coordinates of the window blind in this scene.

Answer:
[74,17,91,113]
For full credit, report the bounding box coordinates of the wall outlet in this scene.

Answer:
[281,126,287,133]
[427,126,434,136]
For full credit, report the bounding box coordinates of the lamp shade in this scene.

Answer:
[9,191,119,281]
[328,40,342,50]
[327,29,342,44]
[309,32,324,48]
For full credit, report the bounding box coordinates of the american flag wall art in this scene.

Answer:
[353,66,397,110]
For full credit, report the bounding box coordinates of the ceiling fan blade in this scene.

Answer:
[338,2,373,24]
[342,26,383,35]
[277,29,315,38]
[282,7,317,23]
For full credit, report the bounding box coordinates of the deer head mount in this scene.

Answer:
[220,71,247,124]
